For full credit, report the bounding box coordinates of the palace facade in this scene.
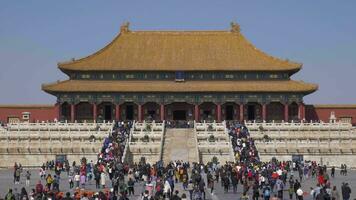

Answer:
[42,22,318,123]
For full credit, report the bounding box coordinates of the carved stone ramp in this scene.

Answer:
[162,128,198,164]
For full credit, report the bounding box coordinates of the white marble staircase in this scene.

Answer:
[162,128,199,164]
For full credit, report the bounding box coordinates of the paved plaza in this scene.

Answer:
[0,168,354,200]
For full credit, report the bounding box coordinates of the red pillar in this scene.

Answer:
[93,103,97,122]
[70,104,75,123]
[54,103,60,121]
[160,104,165,121]
[115,104,120,121]
[299,103,305,121]
[194,104,199,122]
[284,103,289,122]
[262,104,267,122]
[217,104,222,122]
[138,104,143,122]
[239,104,244,122]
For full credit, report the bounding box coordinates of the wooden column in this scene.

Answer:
[115,104,120,121]
[239,104,244,122]
[194,104,199,122]
[262,104,267,122]
[138,104,143,122]
[70,104,75,123]
[54,103,61,121]
[284,103,289,122]
[160,104,165,122]
[217,104,222,122]
[93,103,97,122]
[299,103,305,121]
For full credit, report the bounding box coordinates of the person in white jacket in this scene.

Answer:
[100,172,106,188]
[163,180,171,199]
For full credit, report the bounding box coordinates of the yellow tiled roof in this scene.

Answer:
[42,80,317,94]
[58,25,301,72]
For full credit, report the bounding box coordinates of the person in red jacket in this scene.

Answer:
[35,180,44,194]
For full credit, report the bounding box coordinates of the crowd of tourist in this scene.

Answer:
[2,121,354,200]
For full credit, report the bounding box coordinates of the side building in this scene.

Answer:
[41,22,317,123]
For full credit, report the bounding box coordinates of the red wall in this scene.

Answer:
[0,105,58,123]
[306,105,356,125]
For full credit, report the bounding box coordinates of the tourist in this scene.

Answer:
[289,185,294,200]
[341,183,351,200]
[25,171,31,187]
[46,174,53,189]
[187,180,194,200]
[181,193,188,200]
[296,187,304,200]
[62,192,73,200]
[74,173,80,188]
[331,186,340,200]
[240,192,249,200]
[127,178,135,196]
[5,189,15,200]
[100,171,106,188]
[20,187,29,200]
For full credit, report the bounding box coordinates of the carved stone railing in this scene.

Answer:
[245,121,352,131]
[5,121,114,132]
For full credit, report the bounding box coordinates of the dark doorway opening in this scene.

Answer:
[247,105,255,120]
[148,110,156,119]
[126,105,134,120]
[225,105,234,120]
[104,105,112,121]
[173,110,186,120]
[203,110,211,120]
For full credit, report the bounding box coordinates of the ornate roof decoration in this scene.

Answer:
[58,23,302,72]
[230,22,240,33]
[120,21,130,33]
[42,80,317,94]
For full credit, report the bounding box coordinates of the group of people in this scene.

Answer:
[3,121,354,200]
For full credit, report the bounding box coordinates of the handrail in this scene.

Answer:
[121,120,135,163]
[193,120,200,163]
[159,121,165,161]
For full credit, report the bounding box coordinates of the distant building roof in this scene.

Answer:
[58,22,301,73]
[42,80,317,94]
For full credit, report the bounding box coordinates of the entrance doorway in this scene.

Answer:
[225,105,234,120]
[173,110,186,120]
[247,105,255,120]
[104,105,112,121]
[126,105,134,120]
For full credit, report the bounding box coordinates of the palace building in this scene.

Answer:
[42,22,318,123]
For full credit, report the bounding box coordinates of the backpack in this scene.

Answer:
[264,189,270,197]
[5,193,15,200]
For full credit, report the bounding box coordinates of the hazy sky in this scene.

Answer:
[0,1,355,104]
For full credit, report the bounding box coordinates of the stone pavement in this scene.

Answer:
[0,169,354,200]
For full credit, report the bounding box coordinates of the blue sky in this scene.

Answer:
[0,1,355,104]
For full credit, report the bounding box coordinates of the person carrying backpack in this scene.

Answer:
[5,189,15,200]
[263,186,271,200]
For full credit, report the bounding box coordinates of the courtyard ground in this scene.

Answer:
[0,168,354,200]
